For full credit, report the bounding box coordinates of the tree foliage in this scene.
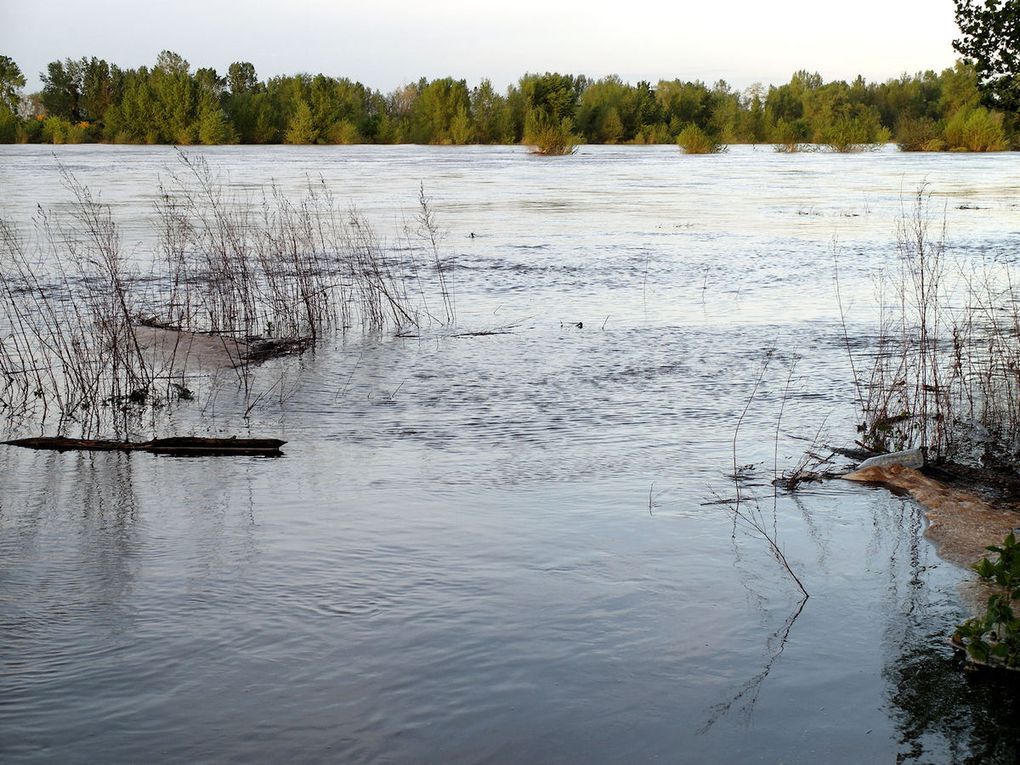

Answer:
[953,0,1020,112]
[0,55,26,114]
[1,51,1015,149]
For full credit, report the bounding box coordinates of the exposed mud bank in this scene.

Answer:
[135,325,312,371]
[844,463,1020,570]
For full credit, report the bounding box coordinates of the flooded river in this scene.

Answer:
[2,145,1020,763]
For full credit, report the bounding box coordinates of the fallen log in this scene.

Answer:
[2,436,286,457]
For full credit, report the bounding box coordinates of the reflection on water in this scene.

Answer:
[890,641,1020,763]
[2,145,1020,762]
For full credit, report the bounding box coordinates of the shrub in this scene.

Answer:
[896,117,944,152]
[944,107,1007,152]
[676,124,723,154]
[820,115,889,153]
[631,123,671,144]
[769,119,807,153]
[953,533,1020,669]
[524,110,580,155]
[41,116,86,144]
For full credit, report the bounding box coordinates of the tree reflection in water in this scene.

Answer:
[884,495,1020,763]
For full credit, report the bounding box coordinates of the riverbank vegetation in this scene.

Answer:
[0,52,1016,151]
[0,153,454,435]
[846,185,1020,471]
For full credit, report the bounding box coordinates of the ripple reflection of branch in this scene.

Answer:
[698,594,808,734]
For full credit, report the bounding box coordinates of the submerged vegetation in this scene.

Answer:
[0,153,454,435]
[0,51,1016,150]
[833,181,1020,670]
[842,184,1020,469]
[675,124,725,154]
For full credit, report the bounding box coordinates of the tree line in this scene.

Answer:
[0,52,1015,151]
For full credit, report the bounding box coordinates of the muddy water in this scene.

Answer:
[2,145,1020,763]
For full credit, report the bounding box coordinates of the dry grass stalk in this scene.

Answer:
[0,153,455,435]
[846,184,1020,469]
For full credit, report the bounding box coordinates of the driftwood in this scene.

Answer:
[2,436,285,457]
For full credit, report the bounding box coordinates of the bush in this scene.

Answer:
[820,114,890,153]
[524,110,580,155]
[676,124,724,154]
[954,533,1020,669]
[944,107,1007,152]
[41,116,86,144]
[896,117,944,152]
[769,119,807,153]
[631,123,671,144]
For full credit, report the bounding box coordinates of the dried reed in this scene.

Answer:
[0,152,455,435]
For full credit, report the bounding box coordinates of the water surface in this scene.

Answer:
[2,145,1020,763]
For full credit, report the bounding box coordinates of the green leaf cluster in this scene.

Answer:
[954,532,1020,668]
[953,0,1020,113]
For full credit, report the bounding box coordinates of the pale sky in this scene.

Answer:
[1,0,961,93]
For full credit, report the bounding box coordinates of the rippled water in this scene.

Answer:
[2,145,1020,763]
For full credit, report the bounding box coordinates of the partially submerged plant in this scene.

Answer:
[523,110,580,155]
[0,153,457,435]
[676,124,725,154]
[839,184,957,459]
[841,182,1020,468]
[953,532,1020,669]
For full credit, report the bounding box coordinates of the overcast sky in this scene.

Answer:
[1,0,961,93]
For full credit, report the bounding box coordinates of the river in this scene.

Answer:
[2,144,1019,763]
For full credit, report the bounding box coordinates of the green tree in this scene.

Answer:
[40,59,81,120]
[227,61,258,95]
[0,55,26,113]
[954,0,1020,112]
[518,72,583,137]
[470,79,511,143]
[449,104,473,144]
[284,99,316,144]
[411,77,471,143]
[149,51,199,142]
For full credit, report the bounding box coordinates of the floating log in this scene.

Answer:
[2,436,285,457]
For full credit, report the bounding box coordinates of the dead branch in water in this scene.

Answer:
[3,435,285,457]
[722,349,809,599]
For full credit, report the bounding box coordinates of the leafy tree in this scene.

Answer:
[518,72,583,140]
[0,55,26,113]
[227,61,258,95]
[155,50,189,77]
[195,67,225,98]
[40,59,80,120]
[411,77,471,143]
[953,0,1020,112]
[284,100,316,144]
[198,103,237,144]
[80,58,114,123]
[150,52,198,143]
[448,104,474,144]
[470,79,511,143]
[309,75,370,142]
[655,79,715,136]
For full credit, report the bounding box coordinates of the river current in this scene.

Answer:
[2,144,1019,763]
